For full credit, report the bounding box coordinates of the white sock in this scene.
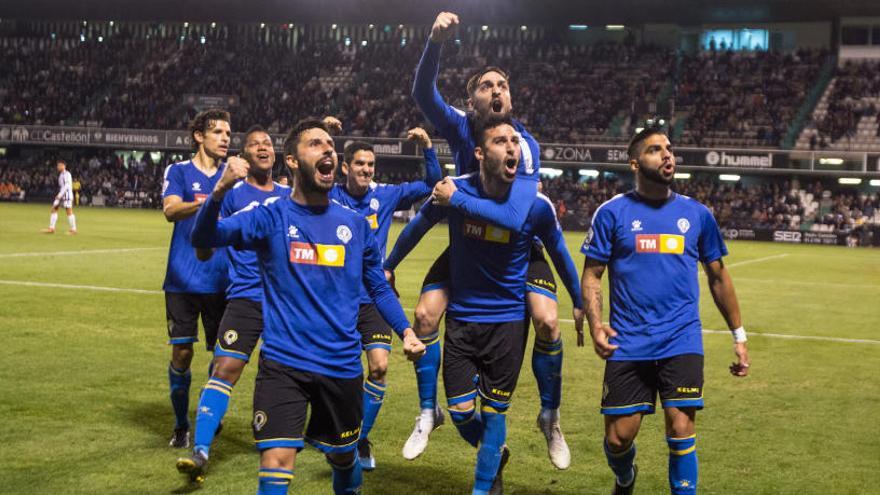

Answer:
[49,212,58,228]
[67,214,76,231]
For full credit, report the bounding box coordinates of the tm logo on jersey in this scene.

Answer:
[635,234,685,254]
[463,219,510,244]
[289,242,346,267]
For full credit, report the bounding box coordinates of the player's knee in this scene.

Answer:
[212,357,245,385]
[326,451,355,467]
[665,408,696,437]
[171,344,194,369]
[605,432,635,452]
[533,312,559,341]
[448,400,475,413]
[414,304,441,335]
[260,448,296,470]
[367,362,388,383]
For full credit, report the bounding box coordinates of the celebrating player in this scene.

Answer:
[44,159,76,234]
[190,118,425,495]
[328,127,442,471]
[384,116,584,494]
[176,125,289,483]
[398,11,577,469]
[161,108,231,448]
[580,128,751,495]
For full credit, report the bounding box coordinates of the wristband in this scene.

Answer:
[731,326,747,343]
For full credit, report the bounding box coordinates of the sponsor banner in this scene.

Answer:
[183,94,240,109]
[90,128,164,147]
[772,230,803,243]
[0,125,89,145]
[337,138,417,157]
[165,131,193,150]
[722,228,757,240]
[803,232,844,246]
[700,150,774,168]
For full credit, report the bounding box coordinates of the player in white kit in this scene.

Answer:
[45,159,77,235]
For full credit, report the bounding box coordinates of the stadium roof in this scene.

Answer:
[3,0,879,25]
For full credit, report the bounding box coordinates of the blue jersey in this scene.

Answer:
[162,160,228,294]
[410,173,579,322]
[191,196,410,379]
[581,191,727,361]
[220,180,290,302]
[413,39,540,231]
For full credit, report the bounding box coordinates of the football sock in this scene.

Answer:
[415,332,441,410]
[361,378,386,441]
[605,438,637,486]
[193,377,233,456]
[49,212,58,229]
[257,468,294,495]
[329,456,362,494]
[449,406,482,448]
[67,214,76,230]
[473,402,508,493]
[668,435,698,494]
[532,337,563,410]
[168,363,191,429]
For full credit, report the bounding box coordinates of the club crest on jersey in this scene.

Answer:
[290,241,346,267]
[631,220,643,232]
[288,225,300,238]
[677,218,691,234]
[370,198,379,211]
[584,227,594,246]
[337,225,353,244]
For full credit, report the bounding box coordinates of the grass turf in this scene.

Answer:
[0,203,878,494]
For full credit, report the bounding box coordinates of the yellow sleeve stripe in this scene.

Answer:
[670,445,696,456]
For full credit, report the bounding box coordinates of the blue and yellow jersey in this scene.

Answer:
[161,160,228,294]
[581,191,728,361]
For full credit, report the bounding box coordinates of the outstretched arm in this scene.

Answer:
[434,176,537,231]
[412,13,467,136]
[383,205,443,271]
[191,157,251,248]
[704,258,750,377]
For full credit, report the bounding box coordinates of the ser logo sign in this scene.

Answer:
[773,231,802,243]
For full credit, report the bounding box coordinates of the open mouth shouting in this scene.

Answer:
[316,156,336,185]
[504,157,518,179]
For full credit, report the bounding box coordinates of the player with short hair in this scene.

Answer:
[580,128,751,495]
[328,128,442,471]
[384,115,584,494]
[191,118,425,495]
[44,159,76,234]
[176,125,289,483]
[399,11,579,468]
[162,108,231,449]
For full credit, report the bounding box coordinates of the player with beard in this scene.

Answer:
[328,128,442,471]
[162,108,231,449]
[176,126,289,483]
[397,11,581,469]
[191,118,425,495]
[580,128,751,495]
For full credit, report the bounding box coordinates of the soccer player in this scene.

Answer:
[190,118,425,495]
[400,11,576,468]
[580,128,751,495]
[44,159,76,234]
[176,125,288,483]
[384,116,584,494]
[161,108,231,448]
[328,127,442,471]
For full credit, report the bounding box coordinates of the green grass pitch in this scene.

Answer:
[0,203,878,494]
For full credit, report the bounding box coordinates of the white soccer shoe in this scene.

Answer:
[402,406,445,460]
[537,409,571,470]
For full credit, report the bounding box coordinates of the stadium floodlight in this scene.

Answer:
[98,36,104,43]
[719,174,740,181]
[288,23,294,29]
[183,22,189,28]
[579,169,599,178]
[568,25,589,31]
[344,37,351,47]
[361,40,368,47]
[210,22,216,29]
[674,173,691,179]
[482,25,489,31]
[606,25,625,30]
[540,168,564,178]
[109,21,114,27]
[332,24,338,30]
[80,34,86,42]
[200,35,206,44]
[260,23,266,29]
[869,179,880,187]
[445,164,455,170]
[838,178,862,185]
[819,158,844,165]
[369,24,374,30]
[521,25,528,31]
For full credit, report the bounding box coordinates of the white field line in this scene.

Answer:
[0,279,875,345]
[0,247,164,258]
[723,253,790,269]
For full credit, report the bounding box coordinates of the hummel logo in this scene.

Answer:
[289,225,299,238]
[631,220,643,231]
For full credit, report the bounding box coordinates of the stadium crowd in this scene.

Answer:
[812,59,880,145]
[0,22,833,149]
